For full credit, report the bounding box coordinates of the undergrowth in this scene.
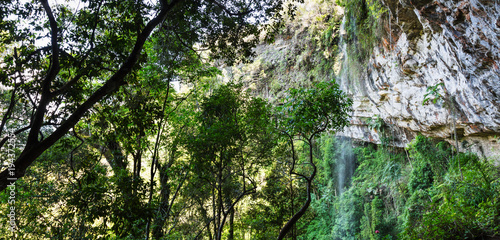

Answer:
[305,134,500,239]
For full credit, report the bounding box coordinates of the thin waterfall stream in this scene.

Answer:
[336,138,356,196]
[335,11,356,196]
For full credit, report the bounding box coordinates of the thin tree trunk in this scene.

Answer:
[212,186,216,240]
[277,135,317,240]
[152,163,170,239]
[290,177,295,239]
[145,81,172,239]
[216,167,223,240]
[229,208,234,240]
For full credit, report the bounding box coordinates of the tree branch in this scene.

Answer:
[0,84,18,137]
[18,46,51,65]
[277,134,317,240]
[26,0,61,146]
[217,186,256,239]
[0,0,181,192]
[51,72,85,96]
[0,126,30,149]
[193,217,215,240]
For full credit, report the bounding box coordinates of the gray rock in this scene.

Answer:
[337,0,500,160]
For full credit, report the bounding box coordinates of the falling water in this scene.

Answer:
[335,11,357,196]
[336,6,371,100]
[336,137,356,195]
[337,15,350,93]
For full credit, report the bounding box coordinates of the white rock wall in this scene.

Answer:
[339,0,500,159]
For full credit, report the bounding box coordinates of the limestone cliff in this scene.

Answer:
[339,0,500,159]
[225,0,500,160]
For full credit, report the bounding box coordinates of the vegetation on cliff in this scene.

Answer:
[305,134,500,239]
[1,0,499,239]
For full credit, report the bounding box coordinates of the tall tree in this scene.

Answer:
[0,0,294,191]
[186,83,275,240]
[276,80,352,239]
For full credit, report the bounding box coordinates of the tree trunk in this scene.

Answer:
[212,187,217,240]
[277,181,313,240]
[229,207,235,240]
[216,168,223,240]
[277,137,317,240]
[152,163,170,239]
[290,178,295,240]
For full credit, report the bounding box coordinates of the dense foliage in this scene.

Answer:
[0,76,352,239]
[0,0,292,191]
[1,0,499,239]
[303,134,500,240]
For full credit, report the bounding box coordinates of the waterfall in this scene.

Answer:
[336,10,364,96]
[335,10,357,196]
[336,137,356,195]
[337,15,351,94]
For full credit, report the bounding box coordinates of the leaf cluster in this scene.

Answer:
[277,80,352,137]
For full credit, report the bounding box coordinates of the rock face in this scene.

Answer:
[224,0,500,160]
[338,0,500,159]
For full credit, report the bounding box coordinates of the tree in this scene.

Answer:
[275,80,352,240]
[0,0,294,191]
[186,83,275,240]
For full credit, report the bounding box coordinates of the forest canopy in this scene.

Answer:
[0,0,354,239]
[0,0,292,191]
[1,0,500,239]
